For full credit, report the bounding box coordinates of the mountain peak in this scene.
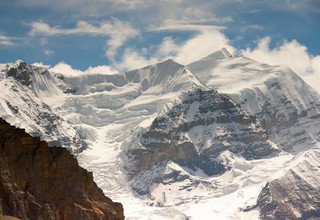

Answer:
[15,59,26,64]
[205,47,233,60]
[6,60,33,86]
[124,58,203,93]
[11,59,27,67]
[187,47,233,70]
[156,58,185,69]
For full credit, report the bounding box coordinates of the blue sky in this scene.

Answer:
[0,0,319,88]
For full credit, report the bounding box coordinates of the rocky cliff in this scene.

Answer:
[0,118,124,220]
[255,149,320,220]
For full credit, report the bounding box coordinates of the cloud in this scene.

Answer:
[32,62,51,68]
[40,38,48,46]
[17,0,236,31]
[34,29,235,73]
[239,24,263,33]
[49,62,119,76]
[242,37,320,93]
[29,19,139,59]
[115,29,234,71]
[0,35,15,46]
[148,5,232,32]
[28,20,138,37]
[86,65,119,75]
[49,62,84,76]
[43,49,54,56]
[15,0,153,16]
[276,0,320,12]
[157,37,180,57]
[174,29,235,64]
[146,2,233,33]
[149,19,225,32]
[114,48,159,71]
[16,0,229,17]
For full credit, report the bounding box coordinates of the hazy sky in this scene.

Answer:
[0,0,319,91]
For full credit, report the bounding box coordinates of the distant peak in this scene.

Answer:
[143,58,186,71]
[206,47,233,60]
[187,47,233,67]
[159,58,184,67]
[13,59,27,66]
[15,59,25,63]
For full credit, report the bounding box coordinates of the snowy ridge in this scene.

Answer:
[0,61,81,151]
[3,60,65,103]
[124,59,204,95]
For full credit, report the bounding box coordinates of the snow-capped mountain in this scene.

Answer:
[1,48,320,219]
[0,60,82,152]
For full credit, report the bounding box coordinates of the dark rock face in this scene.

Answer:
[255,150,320,220]
[257,174,320,220]
[126,89,279,194]
[6,62,32,87]
[0,119,124,220]
[53,73,78,94]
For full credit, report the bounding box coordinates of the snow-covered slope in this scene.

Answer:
[1,49,320,219]
[0,61,81,152]
[188,50,320,154]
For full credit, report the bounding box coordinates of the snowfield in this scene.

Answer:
[1,49,320,219]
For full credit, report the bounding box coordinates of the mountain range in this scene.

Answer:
[1,48,320,219]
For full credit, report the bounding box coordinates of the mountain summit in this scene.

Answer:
[124,58,204,94]
[204,47,233,60]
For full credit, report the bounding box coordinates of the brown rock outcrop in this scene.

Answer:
[0,118,124,220]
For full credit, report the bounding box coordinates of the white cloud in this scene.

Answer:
[17,0,156,15]
[114,48,159,71]
[115,29,234,71]
[242,37,320,93]
[49,62,119,76]
[147,4,232,33]
[148,5,232,32]
[29,20,138,37]
[43,49,54,56]
[49,62,84,76]
[23,0,236,64]
[157,37,179,57]
[86,65,119,75]
[239,24,263,33]
[149,20,225,32]
[0,35,15,46]
[17,0,226,17]
[174,29,235,64]
[32,62,51,68]
[29,19,139,59]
